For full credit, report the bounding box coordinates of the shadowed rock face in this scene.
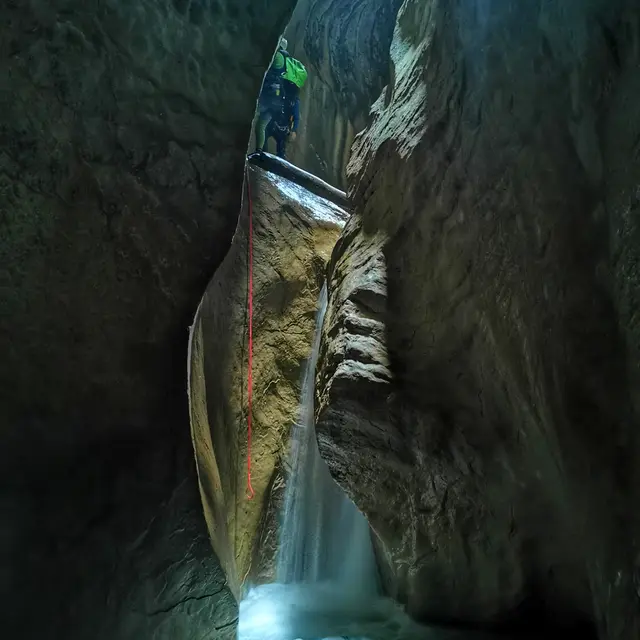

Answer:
[1,0,294,479]
[283,0,403,188]
[188,164,347,597]
[4,439,238,639]
[1,1,295,637]
[295,0,402,121]
[317,0,640,637]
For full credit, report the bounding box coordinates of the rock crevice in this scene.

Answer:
[281,0,403,188]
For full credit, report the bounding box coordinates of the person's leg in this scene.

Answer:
[276,133,287,159]
[264,121,277,153]
[254,108,273,152]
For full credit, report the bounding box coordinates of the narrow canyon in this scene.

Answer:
[1,1,639,638]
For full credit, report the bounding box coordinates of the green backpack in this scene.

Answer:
[282,55,307,89]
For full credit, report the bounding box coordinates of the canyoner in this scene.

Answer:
[254,36,307,160]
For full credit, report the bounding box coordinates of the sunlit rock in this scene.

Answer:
[188,163,347,599]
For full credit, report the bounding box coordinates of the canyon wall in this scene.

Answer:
[317,0,640,637]
[281,0,403,188]
[1,1,295,637]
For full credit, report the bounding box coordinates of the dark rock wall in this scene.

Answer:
[1,0,295,637]
[281,0,403,188]
[317,0,640,637]
[1,0,293,477]
[2,438,237,640]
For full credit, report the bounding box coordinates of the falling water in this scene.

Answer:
[239,287,487,640]
[276,284,379,593]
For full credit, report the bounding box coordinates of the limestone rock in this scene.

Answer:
[317,0,640,637]
[188,164,347,596]
[3,438,238,640]
[1,1,296,636]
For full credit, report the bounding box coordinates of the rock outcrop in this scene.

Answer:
[317,0,640,637]
[280,0,403,188]
[188,163,347,596]
[1,1,295,636]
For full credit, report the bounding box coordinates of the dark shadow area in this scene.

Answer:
[418,598,598,640]
[0,0,296,637]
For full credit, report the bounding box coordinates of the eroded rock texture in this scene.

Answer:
[317,0,640,637]
[1,1,295,637]
[188,164,347,595]
[282,0,403,188]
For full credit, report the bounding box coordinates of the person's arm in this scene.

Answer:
[273,51,286,71]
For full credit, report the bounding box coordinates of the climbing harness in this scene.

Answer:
[245,165,255,500]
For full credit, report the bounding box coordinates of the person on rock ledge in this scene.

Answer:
[263,76,301,159]
[253,36,307,160]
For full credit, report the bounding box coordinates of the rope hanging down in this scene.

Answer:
[245,166,255,500]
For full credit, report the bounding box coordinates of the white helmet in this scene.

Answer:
[279,36,288,50]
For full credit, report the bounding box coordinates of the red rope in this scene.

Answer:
[246,166,255,500]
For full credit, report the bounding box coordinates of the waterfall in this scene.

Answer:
[276,284,379,593]
[237,286,446,640]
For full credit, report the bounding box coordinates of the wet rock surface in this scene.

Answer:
[317,0,640,637]
[1,0,295,637]
[188,164,347,595]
